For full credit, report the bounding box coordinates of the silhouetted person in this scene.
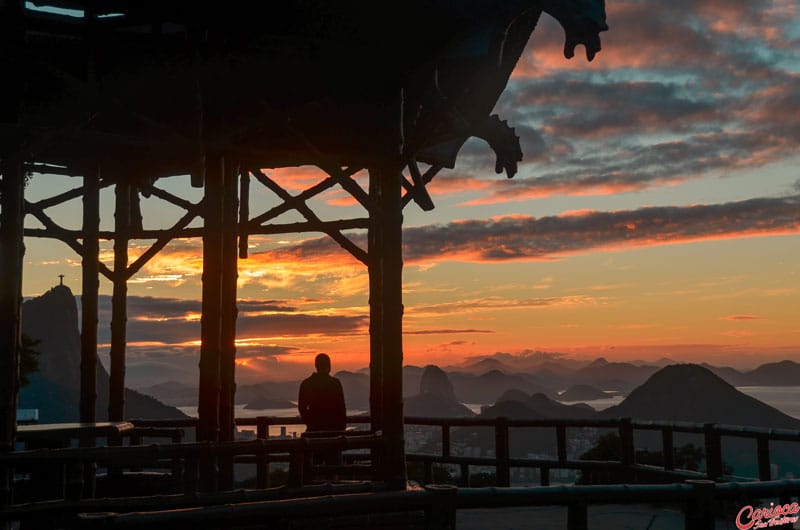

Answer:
[299,353,347,469]
[298,353,346,432]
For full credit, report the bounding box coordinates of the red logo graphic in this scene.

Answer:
[736,501,800,530]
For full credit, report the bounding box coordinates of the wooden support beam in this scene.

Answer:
[198,154,224,491]
[24,217,370,241]
[80,168,100,424]
[108,181,130,421]
[321,164,376,213]
[218,161,239,491]
[367,170,383,435]
[142,184,197,212]
[247,174,340,227]
[0,156,25,459]
[125,200,204,279]
[28,179,111,211]
[403,159,435,211]
[371,166,406,489]
[252,168,368,264]
[401,164,442,209]
[3,18,30,521]
[238,169,249,259]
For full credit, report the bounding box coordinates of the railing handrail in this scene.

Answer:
[130,415,800,440]
[2,434,381,463]
[72,479,800,529]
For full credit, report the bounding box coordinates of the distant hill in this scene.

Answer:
[137,381,198,407]
[600,364,800,478]
[457,357,515,374]
[482,392,595,420]
[243,395,295,410]
[496,389,531,404]
[419,365,457,401]
[450,369,552,404]
[602,364,800,429]
[20,285,186,422]
[404,365,473,417]
[572,361,658,392]
[744,361,800,386]
[334,370,369,410]
[700,364,750,386]
[558,384,608,402]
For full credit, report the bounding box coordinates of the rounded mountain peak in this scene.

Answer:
[419,364,457,401]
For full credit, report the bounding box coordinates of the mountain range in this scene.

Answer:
[20,285,186,422]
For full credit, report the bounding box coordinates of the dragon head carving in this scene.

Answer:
[540,0,608,61]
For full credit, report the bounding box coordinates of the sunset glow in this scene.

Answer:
[20,0,800,386]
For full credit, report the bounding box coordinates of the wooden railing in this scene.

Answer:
[2,416,799,528]
[189,415,799,486]
[66,479,800,530]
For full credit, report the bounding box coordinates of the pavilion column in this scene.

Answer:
[218,163,239,490]
[198,154,224,491]
[108,180,130,421]
[372,165,406,489]
[81,168,100,423]
[0,10,25,510]
[368,171,384,434]
[0,155,25,508]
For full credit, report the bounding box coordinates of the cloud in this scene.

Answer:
[190,195,798,272]
[95,295,368,346]
[721,315,766,321]
[402,195,800,263]
[405,329,494,335]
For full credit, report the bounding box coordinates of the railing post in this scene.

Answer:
[171,431,184,488]
[424,484,457,530]
[685,479,715,530]
[540,466,550,487]
[703,424,723,480]
[495,417,510,487]
[459,464,470,487]
[619,418,635,468]
[556,424,567,464]
[442,424,450,458]
[183,456,199,495]
[756,435,771,481]
[424,461,433,485]
[288,440,309,488]
[256,418,269,488]
[662,427,675,471]
[567,501,588,530]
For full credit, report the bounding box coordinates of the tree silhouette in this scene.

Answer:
[19,333,41,388]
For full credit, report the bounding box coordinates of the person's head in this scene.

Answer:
[314,353,331,375]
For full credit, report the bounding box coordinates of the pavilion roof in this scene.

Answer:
[3,1,544,179]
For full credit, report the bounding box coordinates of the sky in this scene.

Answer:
[21,0,800,386]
